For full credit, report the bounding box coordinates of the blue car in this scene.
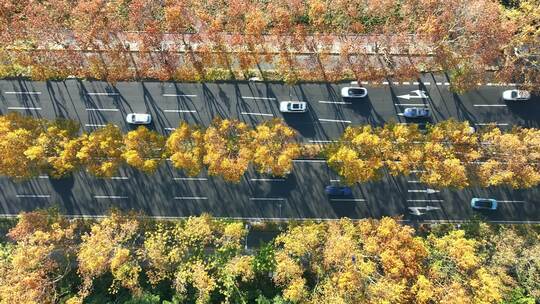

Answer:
[325,186,352,196]
[471,198,498,210]
[403,107,430,118]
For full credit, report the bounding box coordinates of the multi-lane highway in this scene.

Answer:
[1,75,539,223]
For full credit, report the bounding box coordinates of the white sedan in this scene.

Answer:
[126,113,152,124]
[279,101,307,113]
[502,89,530,101]
[341,87,368,98]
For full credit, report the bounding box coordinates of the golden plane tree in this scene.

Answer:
[250,119,300,177]
[122,126,165,173]
[76,124,124,177]
[166,122,205,177]
[203,118,252,182]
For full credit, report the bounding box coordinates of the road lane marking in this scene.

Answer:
[249,197,286,201]
[240,112,273,117]
[16,194,50,198]
[408,189,440,194]
[394,103,428,106]
[94,195,128,199]
[173,177,208,181]
[473,104,507,107]
[382,81,389,84]
[319,100,352,105]
[8,106,42,110]
[162,94,197,97]
[330,179,341,182]
[242,96,276,100]
[292,159,326,163]
[86,108,119,111]
[436,82,442,85]
[163,109,197,113]
[424,82,431,85]
[86,92,119,96]
[38,175,49,179]
[318,118,352,123]
[413,82,420,85]
[406,199,444,202]
[476,123,509,126]
[5,91,41,95]
[250,178,285,182]
[498,200,526,203]
[85,124,106,127]
[330,198,365,202]
[174,196,208,200]
[402,82,410,85]
[444,82,450,85]
[109,176,129,180]
[308,140,337,143]
[410,170,426,173]
[407,180,422,183]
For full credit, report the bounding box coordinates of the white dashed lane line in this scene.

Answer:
[249,197,286,201]
[85,124,107,127]
[4,91,41,95]
[173,177,208,181]
[473,104,507,107]
[94,195,128,199]
[330,198,366,202]
[16,194,50,198]
[86,108,119,112]
[8,107,42,110]
[86,92,119,96]
[318,118,352,123]
[476,123,509,126]
[162,94,197,97]
[318,100,351,105]
[240,112,273,117]
[163,109,197,113]
[250,178,285,182]
[242,96,276,100]
[174,196,208,200]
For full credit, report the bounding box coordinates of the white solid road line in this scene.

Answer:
[94,195,128,199]
[163,109,197,113]
[407,199,444,202]
[174,196,208,200]
[318,100,352,105]
[4,91,41,95]
[173,177,208,181]
[308,139,337,143]
[85,124,106,127]
[86,92,119,96]
[242,96,276,100]
[16,194,50,198]
[330,198,366,202]
[162,94,197,97]
[292,159,326,163]
[164,127,176,131]
[8,106,42,110]
[249,197,286,201]
[250,178,285,182]
[395,103,429,106]
[498,200,527,203]
[86,108,119,111]
[318,118,352,123]
[240,112,274,117]
[38,175,49,179]
[476,123,509,126]
[473,104,507,107]
[109,176,129,180]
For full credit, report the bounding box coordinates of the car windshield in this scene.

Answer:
[511,91,518,98]
[349,88,364,95]
[476,200,493,208]
[291,103,300,109]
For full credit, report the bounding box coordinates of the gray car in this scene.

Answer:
[403,107,430,118]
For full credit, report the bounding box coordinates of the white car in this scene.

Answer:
[126,113,152,124]
[341,87,368,98]
[502,89,530,101]
[279,101,307,113]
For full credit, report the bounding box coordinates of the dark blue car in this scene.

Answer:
[325,186,352,196]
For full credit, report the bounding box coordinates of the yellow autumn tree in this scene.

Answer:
[327,126,385,184]
[251,119,300,177]
[379,123,423,176]
[122,126,165,173]
[0,210,77,304]
[77,124,124,177]
[166,122,205,176]
[203,119,252,182]
[478,127,540,188]
[0,113,43,179]
[77,211,142,299]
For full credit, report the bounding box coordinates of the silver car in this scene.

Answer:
[279,101,307,113]
[403,107,430,118]
[341,87,368,98]
[126,113,152,124]
[502,89,530,101]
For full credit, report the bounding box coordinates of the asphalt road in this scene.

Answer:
[0,75,539,223]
